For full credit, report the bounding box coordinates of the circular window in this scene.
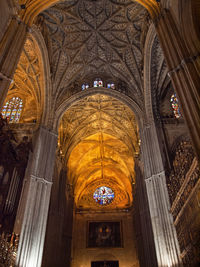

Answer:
[93,186,114,205]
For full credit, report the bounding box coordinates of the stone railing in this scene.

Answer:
[0,233,19,267]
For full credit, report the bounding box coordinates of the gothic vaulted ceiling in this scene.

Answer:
[58,94,139,210]
[18,0,159,26]
[6,34,44,123]
[40,0,148,108]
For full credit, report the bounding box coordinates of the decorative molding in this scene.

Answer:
[168,52,200,77]
[30,174,53,185]
[40,0,148,110]
[54,87,144,131]
[174,174,200,226]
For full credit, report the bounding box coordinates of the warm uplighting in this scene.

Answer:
[59,95,139,210]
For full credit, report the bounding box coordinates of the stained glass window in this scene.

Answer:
[93,186,114,205]
[94,78,103,87]
[1,97,23,123]
[170,93,181,118]
[107,83,115,89]
[82,83,89,90]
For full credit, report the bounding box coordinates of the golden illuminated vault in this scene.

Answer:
[4,34,44,124]
[58,94,140,210]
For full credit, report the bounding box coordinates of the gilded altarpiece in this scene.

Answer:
[167,141,200,266]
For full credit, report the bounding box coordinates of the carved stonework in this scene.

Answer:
[58,94,139,160]
[5,34,44,124]
[58,94,139,210]
[150,36,169,122]
[166,139,200,266]
[167,140,196,205]
[39,0,148,108]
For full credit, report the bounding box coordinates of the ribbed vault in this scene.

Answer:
[38,0,149,108]
[58,94,139,210]
[5,33,44,123]
[18,0,160,25]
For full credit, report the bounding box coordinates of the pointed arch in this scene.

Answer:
[53,87,144,131]
[21,0,160,26]
[30,25,52,126]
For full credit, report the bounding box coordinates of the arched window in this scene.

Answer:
[93,78,103,87]
[1,97,23,123]
[170,94,181,118]
[107,83,115,89]
[82,83,89,90]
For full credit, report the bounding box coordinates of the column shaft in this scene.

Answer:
[141,124,182,267]
[0,17,27,106]
[134,159,158,267]
[15,127,57,267]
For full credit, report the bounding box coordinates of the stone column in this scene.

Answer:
[15,126,57,267]
[134,158,158,267]
[0,17,28,106]
[42,167,74,267]
[141,123,182,267]
[63,182,74,267]
[154,8,200,160]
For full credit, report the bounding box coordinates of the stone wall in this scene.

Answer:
[71,210,139,267]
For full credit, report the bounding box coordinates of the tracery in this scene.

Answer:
[40,0,147,103]
[1,97,23,123]
[81,80,115,90]
[93,186,114,205]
